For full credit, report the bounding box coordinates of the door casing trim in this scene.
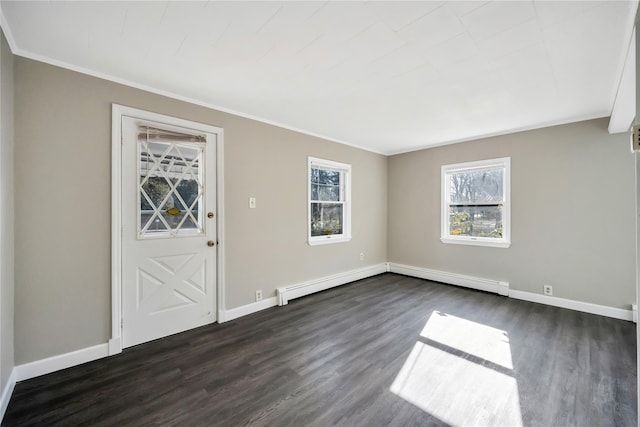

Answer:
[110,104,225,354]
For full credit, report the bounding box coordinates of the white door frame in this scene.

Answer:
[110,104,225,355]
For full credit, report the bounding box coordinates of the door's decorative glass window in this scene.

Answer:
[138,125,206,238]
[441,157,511,248]
[308,157,351,245]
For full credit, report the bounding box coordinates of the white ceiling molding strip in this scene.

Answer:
[609,29,636,134]
[0,7,385,157]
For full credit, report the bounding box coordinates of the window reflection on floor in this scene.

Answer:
[390,311,523,426]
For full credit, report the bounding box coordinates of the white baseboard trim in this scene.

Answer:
[108,337,122,356]
[277,263,388,305]
[222,297,279,322]
[388,263,510,296]
[0,368,16,421]
[509,290,634,321]
[387,263,633,321]
[633,304,637,323]
[15,343,110,382]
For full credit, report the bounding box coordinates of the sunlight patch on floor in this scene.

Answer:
[390,311,523,426]
[420,311,513,370]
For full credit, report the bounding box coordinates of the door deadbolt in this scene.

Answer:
[207,241,215,247]
[207,212,214,219]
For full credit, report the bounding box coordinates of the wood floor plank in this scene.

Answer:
[2,273,636,426]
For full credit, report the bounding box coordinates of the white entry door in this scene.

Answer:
[121,115,217,348]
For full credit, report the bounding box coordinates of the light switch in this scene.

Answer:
[249,197,256,209]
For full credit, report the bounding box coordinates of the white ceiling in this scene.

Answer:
[1,1,637,155]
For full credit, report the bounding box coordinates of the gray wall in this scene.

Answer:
[10,52,636,367]
[388,118,636,310]
[13,57,387,364]
[0,30,14,392]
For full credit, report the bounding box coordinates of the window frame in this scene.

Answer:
[308,156,352,246]
[441,157,511,248]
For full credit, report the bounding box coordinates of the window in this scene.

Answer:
[308,157,351,245]
[441,157,510,248]
[138,125,206,239]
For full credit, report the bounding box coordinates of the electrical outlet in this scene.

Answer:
[255,290,262,302]
[359,252,365,261]
[543,285,553,296]
[249,197,256,209]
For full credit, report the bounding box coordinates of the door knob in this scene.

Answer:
[207,241,215,247]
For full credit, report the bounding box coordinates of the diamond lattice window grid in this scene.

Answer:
[137,128,205,238]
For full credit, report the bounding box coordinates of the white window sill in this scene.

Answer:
[440,237,511,248]
[309,235,352,246]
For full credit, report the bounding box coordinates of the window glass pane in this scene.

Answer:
[449,205,503,238]
[310,168,321,184]
[143,141,169,170]
[175,179,200,208]
[160,195,188,230]
[311,183,340,201]
[181,216,198,230]
[141,176,170,211]
[310,203,344,236]
[310,168,341,201]
[164,145,181,173]
[144,213,168,232]
[319,169,340,185]
[317,184,340,201]
[138,130,205,237]
[178,144,200,163]
[450,168,503,203]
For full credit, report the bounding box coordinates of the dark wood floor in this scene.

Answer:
[3,273,637,426]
